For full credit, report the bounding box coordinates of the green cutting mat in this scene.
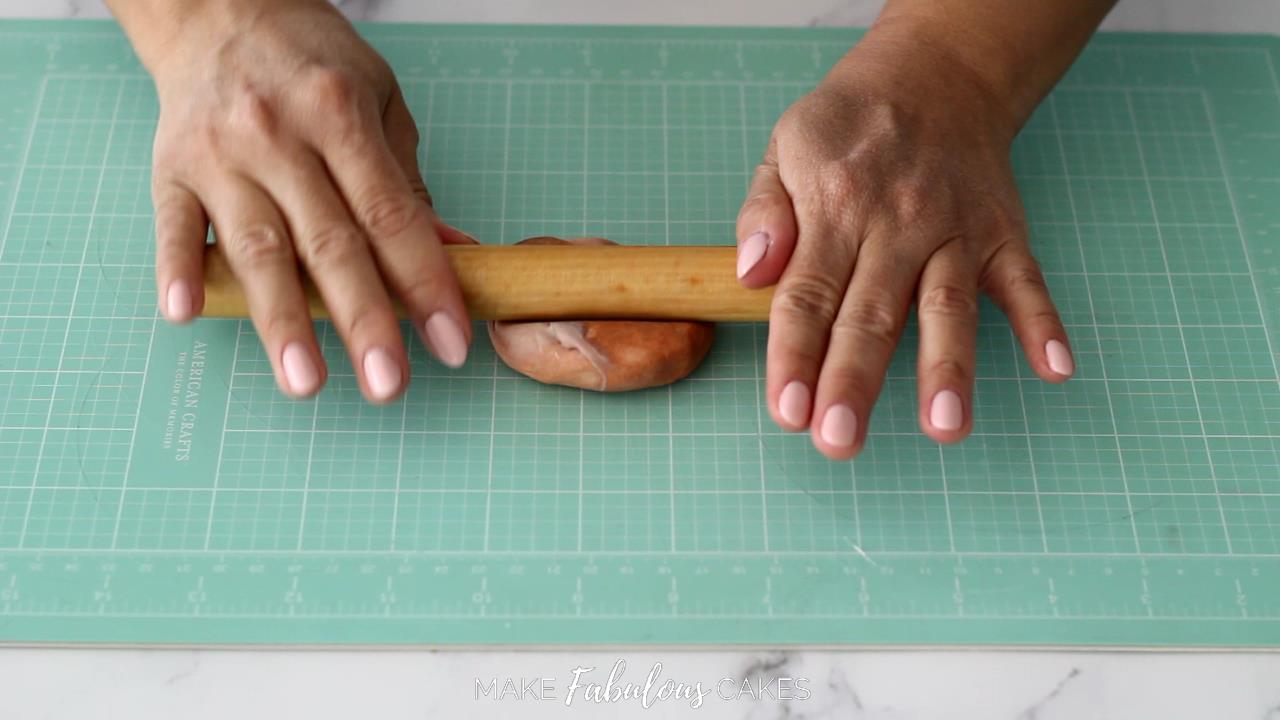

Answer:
[0,21,1278,647]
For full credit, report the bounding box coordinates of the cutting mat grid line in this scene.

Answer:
[0,23,1277,645]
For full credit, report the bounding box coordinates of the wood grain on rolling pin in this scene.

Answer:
[202,243,774,322]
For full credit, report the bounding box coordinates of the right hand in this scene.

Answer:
[144,0,471,403]
[734,31,1074,459]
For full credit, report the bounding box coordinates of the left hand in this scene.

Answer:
[131,0,474,404]
[735,33,1074,460]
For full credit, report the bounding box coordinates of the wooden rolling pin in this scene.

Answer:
[201,243,775,322]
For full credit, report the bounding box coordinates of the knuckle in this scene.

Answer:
[196,124,221,154]
[308,67,361,109]
[753,162,776,179]
[256,308,304,345]
[737,191,778,220]
[228,86,277,137]
[747,162,782,194]
[774,342,825,373]
[342,303,393,345]
[926,358,971,383]
[307,67,368,140]
[152,193,188,228]
[918,283,977,319]
[1023,307,1065,329]
[833,297,901,346]
[864,100,908,138]
[819,369,878,409]
[888,180,931,220]
[300,225,365,271]
[153,205,198,248]
[774,272,845,325]
[326,113,364,147]
[357,192,422,240]
[1003,258,1049,293]
[227,225,290,265]
[395,272,439,312]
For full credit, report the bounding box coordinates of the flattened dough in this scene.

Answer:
[487,237,715,392]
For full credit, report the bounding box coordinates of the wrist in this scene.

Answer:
[840,0,1114,136]
[108,0,336,74]
[822,22,1025,144]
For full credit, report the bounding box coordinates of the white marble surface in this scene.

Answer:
[5,648,1280,719]
[2,1,1279,718]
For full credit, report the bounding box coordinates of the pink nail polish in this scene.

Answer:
[363,347,402,400]
[929,389,963,431]
[166,280,192,321]
[281,342,320,396]
[820,404,857,448]
[737,231,769,279]
[778,380,811,428]
[424,312,468,368]
[1046,339,1074,377]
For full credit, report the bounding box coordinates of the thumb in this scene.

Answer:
[734,138,797,287]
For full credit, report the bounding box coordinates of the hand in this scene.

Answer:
[137,0,472,403]
[735,32,1075,460]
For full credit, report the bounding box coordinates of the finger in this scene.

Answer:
[152,180,207,323]
[764,208,859,434]
[981,243,1074,383]
[810,242,918,460]
[248,147,410,404]
[916,238,978,443]
[314,81,472,370]
[735,139,798,287]
[200,174,325,398]
[381,85,434,207]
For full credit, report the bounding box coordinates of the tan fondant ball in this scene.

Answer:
[487,237,715,392]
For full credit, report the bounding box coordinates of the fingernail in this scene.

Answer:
[166,280,192,321]
[281,341,320,396]
[820,404,858,448]
[929,389,963,431]
[778,380,812,428]
[1046,339,1074,377]
[737,231,769,279]
[363,347,402,400]
[424,311,468,368]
